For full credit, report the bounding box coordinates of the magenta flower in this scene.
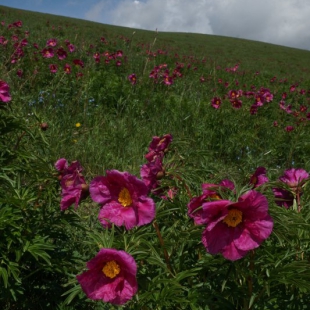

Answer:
[56,47,67,60]
[0,80,11,103]
[200,190,273,261]
[188,181,234,225]
[273,168,309,209]
[279,168,309,188]
[211,97,222,109]
[60,171,88,210]
[49,64,58,73]
[145,134,173,162]
[249,167,269,188]
[55,158,88,210]
[46,38,57,47]
[90,170,156,230]
[41,48,54,58]
[77,248,138,305]
[128,73,137,85]
[140,157,164,194]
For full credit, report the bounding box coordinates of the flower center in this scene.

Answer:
[118,188,132,207]
[102,260,120,279]
[223,208,243,227]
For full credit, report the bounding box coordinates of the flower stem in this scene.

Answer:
[152,221,174,275]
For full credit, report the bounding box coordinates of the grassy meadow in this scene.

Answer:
[1,4,310,310]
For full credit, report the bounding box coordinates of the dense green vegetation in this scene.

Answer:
[1,4,310,310]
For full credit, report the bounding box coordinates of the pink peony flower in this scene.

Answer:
[55,158,88,210]
[200,190,273,260]
[273,168,309,209]
[60,171,88,210]
[145,134,173,162]
[140,157,164,194]
[49,64,58,73]
[211,97,222,109]
[128,73,137,85]
[249,167,269,188]
[77,248,138,305]
[41,47,54,58]
[0,80,11,102]
[188,181,234,225]
[90,170,156,230]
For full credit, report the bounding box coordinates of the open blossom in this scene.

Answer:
[90,170,155,230]
[211,97,222,109]
[0,80,11,102]
[200,190,273,261]
[41,47,54,58]
[77,248,138,305]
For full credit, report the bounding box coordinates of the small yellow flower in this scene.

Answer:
[75,122,81,128]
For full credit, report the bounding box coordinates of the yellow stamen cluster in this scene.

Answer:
[223,208,243,227]
[102,260,121,279]
[118,188,132,207]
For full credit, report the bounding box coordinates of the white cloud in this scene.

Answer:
[85,0,310,50]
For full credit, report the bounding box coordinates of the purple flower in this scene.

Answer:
[249,167,269,188]
[0,80,11,103]
[140,157,164,194]
[77,248,138,305]
[279,168,309,189]
[188,181,234,225]
[272,168,309,208]
[200,190,273,261]
[55,158,88,210]
[90,170,156,230]
[145,134,173,162]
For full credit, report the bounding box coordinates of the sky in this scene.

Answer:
[1,0,310,50]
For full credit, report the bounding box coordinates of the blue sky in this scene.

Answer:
[1,0,310,50]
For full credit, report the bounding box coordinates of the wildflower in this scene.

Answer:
[230,99,242,109]
[140,157,164,194]
[273,168,309,208]
[211,97,222,109]
[75,122,81,128]
[285,126,294,132]
[46,38,57,47]
[41,47,54,58]
[73,59,84,68]
[90,170,156,230]
[201,190,273,261]
[49,64,58,73]
[55,158,88,210]
[0,80,11,102]
[77,248,138,305]
[56,47,67,60]
[128,73,137,85]
[145,134,173,162]
[60,171,88,210]
[67,43,75,52]
[188,181,234,225]
[64,63,71,74]
[249,167,268,188]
